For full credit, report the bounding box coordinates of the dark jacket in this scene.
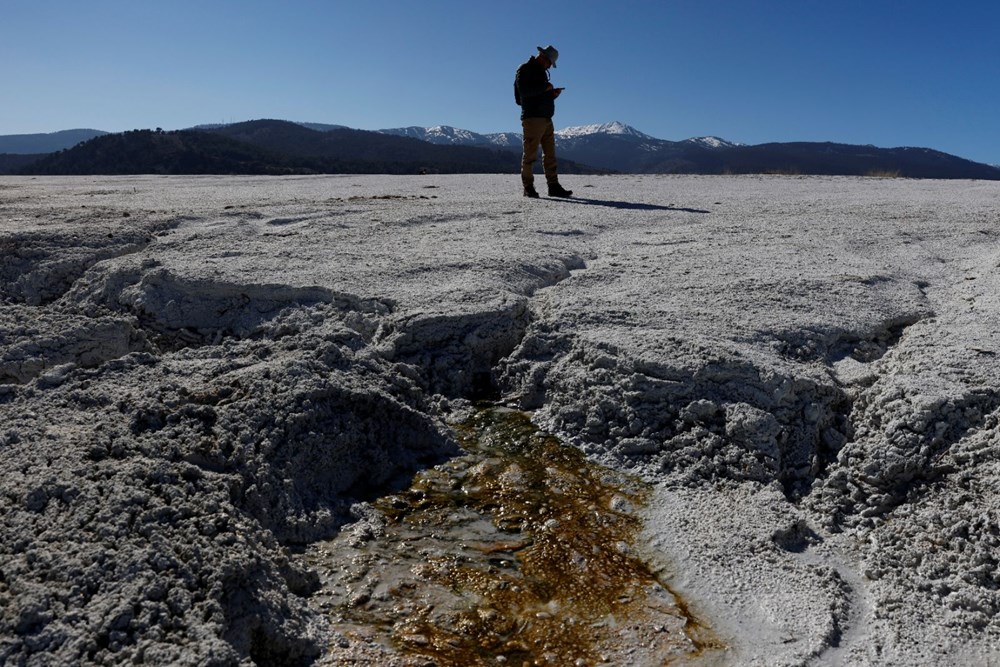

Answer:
[514,57,555,120]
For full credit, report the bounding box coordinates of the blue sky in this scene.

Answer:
[3,0,998,164]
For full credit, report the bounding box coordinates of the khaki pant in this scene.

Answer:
[521,117,558,188]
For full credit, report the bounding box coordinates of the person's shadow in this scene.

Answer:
[549,196,710,213]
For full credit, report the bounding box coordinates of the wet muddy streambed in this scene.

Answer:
[301,407,721,666]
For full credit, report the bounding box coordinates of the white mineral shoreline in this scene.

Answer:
[1,174,998,665]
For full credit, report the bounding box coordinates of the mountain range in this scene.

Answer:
[8,121,601,177]
[2,120,998,180]
[380,120,739,154]
[379,121,998,179]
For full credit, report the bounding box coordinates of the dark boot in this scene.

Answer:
[523,185,540,198]
[548,183,573,198]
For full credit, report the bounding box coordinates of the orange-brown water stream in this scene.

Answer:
[304,407,722,666]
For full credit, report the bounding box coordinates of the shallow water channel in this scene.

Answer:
[303,407,721,666]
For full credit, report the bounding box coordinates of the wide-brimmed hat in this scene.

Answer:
[536,45,558,67]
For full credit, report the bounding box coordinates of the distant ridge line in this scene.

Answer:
[2,119,998,179]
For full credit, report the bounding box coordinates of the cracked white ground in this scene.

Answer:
[1,174,998,666]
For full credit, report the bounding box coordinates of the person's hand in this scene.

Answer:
[553,87,564,98]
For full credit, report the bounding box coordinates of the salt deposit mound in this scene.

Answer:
[1,174,998,666]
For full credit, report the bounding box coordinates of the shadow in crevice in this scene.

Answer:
[550,197,711,213]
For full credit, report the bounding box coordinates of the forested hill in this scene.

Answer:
[17,121,601,176]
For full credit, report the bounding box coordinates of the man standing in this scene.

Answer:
[514,45,573,198]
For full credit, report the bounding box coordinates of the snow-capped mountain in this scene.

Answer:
[380,120,997,176]
[682,136,742,150]
[379,125,523,151]
[484,132,524,150]
[554,121,656,141]
[378,121,750,171]
[382,125,485,145]
[548,122,737,172]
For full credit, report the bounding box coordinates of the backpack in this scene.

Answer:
[514,61,530,106]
